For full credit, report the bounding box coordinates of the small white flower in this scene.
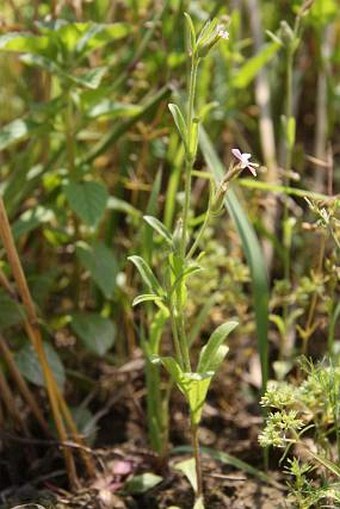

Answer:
[217,25,229,40]
[231,148,258,176]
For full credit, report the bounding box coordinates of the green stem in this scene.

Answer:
[191,419,203,500]
[181,55,199,259]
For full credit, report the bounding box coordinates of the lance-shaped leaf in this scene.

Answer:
[143,215,173,245]
[128,255,163,295]
[168,103,188,148]
[132,293,165,307]
[197,321,238,373]
[184,12,196,52]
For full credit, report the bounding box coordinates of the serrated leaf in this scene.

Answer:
[76,241,117,299]
[71,313,115,356]
[197,321,238,373]
[132,293,164,307]
[0,290,25,329]
[168,103,188,147]
[143,215,173,245]
[64,180,108,227]
[124,472,163,494]
[15,342,65,390]
[128,255,163,295]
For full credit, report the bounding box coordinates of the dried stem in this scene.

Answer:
[0,196,96,485]
[0,334,50,435]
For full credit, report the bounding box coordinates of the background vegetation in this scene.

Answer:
[0,0,339,507]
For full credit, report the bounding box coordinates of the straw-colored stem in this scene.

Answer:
[0,334,50,435]
[0,196,79,487]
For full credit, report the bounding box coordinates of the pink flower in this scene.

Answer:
[231,148,258,177]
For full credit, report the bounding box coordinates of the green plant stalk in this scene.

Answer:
[180,55,199,259]
[64,87,82,305]
[175,53,200,374]
[191,421,203,498]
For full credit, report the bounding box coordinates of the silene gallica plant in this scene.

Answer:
[129,14,258,507]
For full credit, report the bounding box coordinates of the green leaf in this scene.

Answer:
[76,241,117,299]
[64,180,108,227]
[0,32,49,54]
[124,472,163,494]
[153,356,213,425]
[174,457,198,493]
[184,12,196,52]
[0,118,39,151]
[0,290,25,329]
[132,294,165,307]
[197,321,238,373]
[15,342,65,390]
[233,42,281,89]
[200,127,269,393]
[71,66,107,89]
[168,103,188,148]
[87,100,142,119]
[12,206,54,239]
[143,215,173,245]
[71,313,116,356]
[128,255,163,295]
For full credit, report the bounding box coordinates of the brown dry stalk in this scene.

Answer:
[0,368,29,435]
[0,196,95,484]
[0,334,50,435]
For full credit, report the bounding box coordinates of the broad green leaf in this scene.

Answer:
[64,180,108,227]
[0,290,25,329]
[233,42,281,89]
[0,119,38,151]
[143,215,173,245]
[76,241,117,299]
[132,294,165,307]
[20,53,62,75]
[128,255,163,295]
[168,103,188,148]
[197,321,238,373]
[0,32,49,54]
[124,472,163,494]
[12,206,54,239]
[56,22,131,54]
[200,127,269,393]
[15,342,65,390]
[174,457,197,493]
[70,66,107,89]
[87,100,142,119]
[309,0,337,24]
[71,313,116,356]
